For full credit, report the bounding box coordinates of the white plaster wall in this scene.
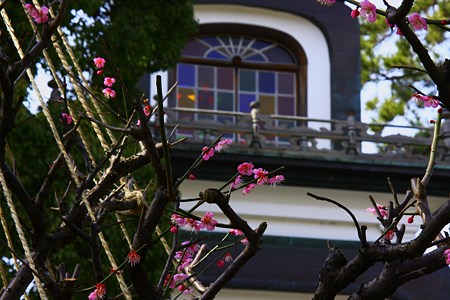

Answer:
[178,179,447,242]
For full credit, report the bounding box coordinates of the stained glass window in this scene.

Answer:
[174,34,301,143]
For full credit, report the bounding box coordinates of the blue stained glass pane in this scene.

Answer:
[218,92,234,111]
[206,50,228,60]
[177,64,195,87]
[245,54,266,63]
[239,70,255,92]
[259,72,275,93]
[239,93,256,113]
[252,40,271,50]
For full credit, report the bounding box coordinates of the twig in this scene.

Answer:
[421,108,443,186]
[307,192,366,246]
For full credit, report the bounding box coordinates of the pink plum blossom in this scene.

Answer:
[202,146,215,160]
[102,87,116,99]
[93,57,106,69]
[351,9,360,18]
[215,138,232,152]
[60,113,73,125]
[268,175,285,186]
[253,168,269,185]
[237,162,254,176]
[200,212,218,231]
[422,96,439,108]
[230,175,242,189]
[229,228,243,236]
[408,13,428,31]
[103,77,116,87]
[412,93,440,108]
[88,291,98,300]
[26,4,49,24]
[243,183,256,195]
[366,204,388,219]
[164,274,176,289]
[444,249,450,265]
[33,6,49,24]
[360,0,377,23]
[173,273,189,283]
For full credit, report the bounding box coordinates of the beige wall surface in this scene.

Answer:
[179,179,447,242]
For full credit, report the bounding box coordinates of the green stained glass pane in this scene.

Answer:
[218,92,234,111]
[239,70,255,92]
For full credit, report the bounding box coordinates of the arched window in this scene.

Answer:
[170,25,307,142]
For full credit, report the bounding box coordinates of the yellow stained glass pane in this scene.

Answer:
[178,88,195,108]
[259,95,275,115]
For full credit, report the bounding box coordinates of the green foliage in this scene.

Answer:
[360,0,449,124]
[68,0,198,90]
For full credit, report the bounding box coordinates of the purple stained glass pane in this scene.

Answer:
[198,66,214,89]
[239,93,256,113]
[217,67,234,90]
[278,96,295,115]
[278,73,295,94]
[177,64,195,87]
[259,72,275,93]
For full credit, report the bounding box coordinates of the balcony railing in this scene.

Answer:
[163,107,450,163]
